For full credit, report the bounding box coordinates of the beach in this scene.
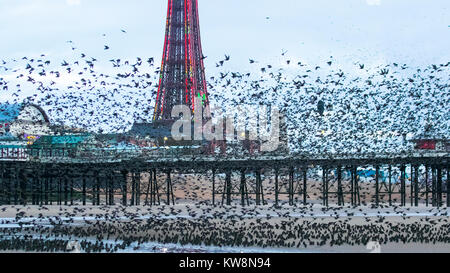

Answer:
[0,202,449,253]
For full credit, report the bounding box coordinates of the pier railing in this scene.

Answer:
[0,145,447,164]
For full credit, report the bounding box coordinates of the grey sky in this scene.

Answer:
[1,0,449,72]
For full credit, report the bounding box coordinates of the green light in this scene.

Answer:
[197,93,206,105]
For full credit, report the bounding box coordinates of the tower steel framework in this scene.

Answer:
[153,0,209,121]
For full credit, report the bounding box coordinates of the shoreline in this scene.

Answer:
[0,204,449,253]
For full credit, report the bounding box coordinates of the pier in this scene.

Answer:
[0,148,448,207]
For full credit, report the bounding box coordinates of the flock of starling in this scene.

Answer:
[0,203,449,253]
[0,30,448,155]
[1,30,449,253]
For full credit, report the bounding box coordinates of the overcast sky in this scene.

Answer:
[1,0,449,72]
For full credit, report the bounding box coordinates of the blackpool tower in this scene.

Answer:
[153,0,209,121]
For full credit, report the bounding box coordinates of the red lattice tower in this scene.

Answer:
[153,0,209,121]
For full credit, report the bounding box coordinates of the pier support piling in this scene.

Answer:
[212,169,215,206]
[240,169,246,207]
[337,166,343,206]
[288,167,294,206]
[274,168,279,206]
[414,165,419,207]
[303,167,307,205]
[226,170,232,205]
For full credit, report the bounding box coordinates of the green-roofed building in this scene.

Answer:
[32,135,89,147]
[29,135,90,158]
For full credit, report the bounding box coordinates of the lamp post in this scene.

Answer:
[164,136,168,157]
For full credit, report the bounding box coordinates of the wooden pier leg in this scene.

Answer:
[10,169,15,205]
[149,170,154,205]
[104,173,109,206]
[154,170,158,205]
[82,176,86,206]
[350,167,354,206]
[431,166,436,207]
[150,170,156,205]
[40,173,44,206]
[166,170,171,205]
[49,174,53,206]
[96,173,100,206]
[92,174,96,206]
[134,172,138,206]
[110,173,115,206]
[3,167,7,205]
[153,170,161,205]
[154,170,160,205]
[226,170,232,206]
[446,166,449,207]
[388,165,392,206]
[45,175,49,206]
[30,171,35,205]
[170,171,175,205]
[149,171,154,205]
[136,172,141,206]
[70,172,74,206]
[303,167,307,205]
[39,169,43,206]
[259,170,265,205]
[6,168,11,205]
[30,171,34,205]
[275,168,279,206]
[1,166,7,205]
[244,180,250,206]
[145,171,151,205]
[37,171,42,206]
[212,169,215,206]
[240,169,246,207]
[447,166,450,207]
[375,165,379,206]
[131,172,136,206]
[354,166,361,206]
[64,171,68,206]
[91,175,95,206]
[410,165,414,206]
[57,175,61,206]
[107,174,111,206]
[289,167,294,206]
[121,170,127,206]
[18,170,26,205]
[106,173,109,206]
[113,173,117,206]
[437,167,442,207]
[399,165,403,206]
[0,165,3,205]
[13,169,18,205]
[322,167,326,206]
[221,171,226,205]
[25,171,30,205]
[5,166,10,205]
[30,168,34,205]
[337,166,343,206]
[399,166,403,206]
[89,175,94,206]
[32,171,37,206]
[326,169,330,207]
[255,170,260,206]
[425,165,429,207]
[2,166,7,205]
[414,165,419,207]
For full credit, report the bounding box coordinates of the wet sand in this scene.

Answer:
[0,203,449,253]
